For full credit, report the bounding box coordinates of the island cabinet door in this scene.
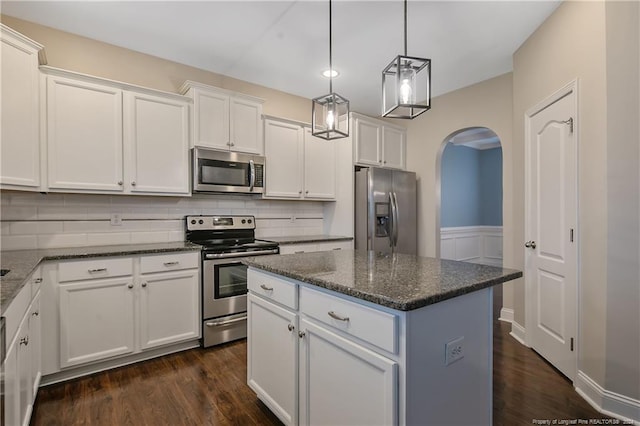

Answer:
[298,318,398,426]
[247,293,298,426]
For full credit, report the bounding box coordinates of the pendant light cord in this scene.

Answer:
[329,0,333,94]
[404,0,408,56]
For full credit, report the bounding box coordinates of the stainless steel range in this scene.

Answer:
[186,215,279,348]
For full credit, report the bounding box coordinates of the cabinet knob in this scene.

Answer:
[127,283,134,289]
[298,190,302,195]
[34,278,43,284]
[287,324,295,332]
[305,190,309,194]
[142,282,147,288]
[118,181,123,186]
[32,311,39,317]
[131,181,136,186]
[20,336,29,346]
[383,161,387,164]
[298,331,306,339]
[230,142,235,147]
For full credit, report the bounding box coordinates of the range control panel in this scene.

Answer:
[185,215,255,231]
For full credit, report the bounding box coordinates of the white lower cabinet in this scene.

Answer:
[51,252,200,373]
[247,269,398,426]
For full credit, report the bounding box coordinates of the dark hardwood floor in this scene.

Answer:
[32,321,608,425]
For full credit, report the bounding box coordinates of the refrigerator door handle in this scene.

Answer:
[390,192,400,249]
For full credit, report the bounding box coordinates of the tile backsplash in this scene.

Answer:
[0,192,324,250]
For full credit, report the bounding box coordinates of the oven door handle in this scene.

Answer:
[205,315,247,327]
[204,249,279,259]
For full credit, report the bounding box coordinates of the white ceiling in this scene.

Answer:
[2,0,561,117]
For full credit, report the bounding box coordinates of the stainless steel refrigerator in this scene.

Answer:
[355,167,417,255]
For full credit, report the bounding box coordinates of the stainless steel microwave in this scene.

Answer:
[192,147,265,194]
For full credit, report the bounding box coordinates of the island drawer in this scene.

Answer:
[140,252,199,274]
[58,257,133,282]
[248,269,297,310]
[299,286,398,354]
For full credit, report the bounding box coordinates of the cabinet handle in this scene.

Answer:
[88,268,107,273]
[118,181,123,186]
[288,324,295,332]
[260,284,274,291]
[127,283,134,289]
[34,278,43,283]
[32,311,39,317]
[328,311,350,322]
[20,336,29,346]
[332,248,342,250]
[163,261,180,266]
[298,331,306,338]
[142,282,147,288]
[131,181,136,186]
[294,251,305,254]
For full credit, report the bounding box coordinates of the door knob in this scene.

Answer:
[525,241,537,249]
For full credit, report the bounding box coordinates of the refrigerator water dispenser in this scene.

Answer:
[375,202,390,237]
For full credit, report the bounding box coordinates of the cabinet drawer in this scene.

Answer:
[316,241,352,252]
[58,257,133,282]
[140,251,199,274]
[279,244,317,255]
[248,269,297,310]
[300,286,397,354]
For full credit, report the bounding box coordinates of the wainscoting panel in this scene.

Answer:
[440,226,503,267]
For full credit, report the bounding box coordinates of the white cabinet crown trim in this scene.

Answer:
[179,80,264,104]
[1,23,47,64]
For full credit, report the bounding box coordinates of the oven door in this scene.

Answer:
[202,258,249,319]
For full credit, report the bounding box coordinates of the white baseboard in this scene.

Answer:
[575,371,640,425]
[499,307,514,323]
[509,320,528,347]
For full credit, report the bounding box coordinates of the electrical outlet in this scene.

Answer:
[445,336,464,366]
[110,213,122,226]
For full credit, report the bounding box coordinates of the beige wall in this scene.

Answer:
[0,15,311,123]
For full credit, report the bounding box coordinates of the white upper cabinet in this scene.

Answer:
[42,67,192,196]
[46,74,125,192]
[0,25,44,190]
[181,81,264,154]
[353,113,406,170]
[124,91,190,195]
[263,117,337,201]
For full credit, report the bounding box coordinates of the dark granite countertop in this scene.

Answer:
[263,235,353,245]
[243,250,522,311]
[0,242,200,313]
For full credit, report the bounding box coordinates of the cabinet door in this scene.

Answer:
[193,88,230,150]
[303,128,336,200]
[30,291,42,397]
[264,119,303,199]
[3,313,32,426]
[382,126,406,170]
[124,91,190,195]
[230,97,263,154]
[46,76,124,192]
[354,117,381,166]
[247,293,298,426]
[299,319,398,426]
[139,269,200,350]
[59,277,134,368]
[0,28,41,189]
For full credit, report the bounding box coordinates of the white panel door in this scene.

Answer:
[230,97,263,154]
[139,269,200,350]
[303,128,336,200]
[247,294,298,426]
[46,76,124,192]
[354,117,381,166]
[59,277,135,368]
[124,91,190,195]
[382,126,406,170]
[299,318,398,426]
[0,28,41,189]
[264,119,303,198]
[526,88,577,380]
[193,89,229,150]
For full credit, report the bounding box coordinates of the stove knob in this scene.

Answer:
[199,219,204,225]
[241,219,246,224]
[191,220,196,225]
[248,219,252,224]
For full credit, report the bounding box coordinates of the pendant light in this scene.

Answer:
[312,0,349,140]
[382,0,431,119]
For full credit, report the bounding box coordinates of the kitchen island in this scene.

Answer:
[244,250,522,426]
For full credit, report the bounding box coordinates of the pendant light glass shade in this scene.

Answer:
[312,0,350,140]
[382,0,431,119]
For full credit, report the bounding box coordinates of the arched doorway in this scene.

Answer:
[436,126,504,317]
